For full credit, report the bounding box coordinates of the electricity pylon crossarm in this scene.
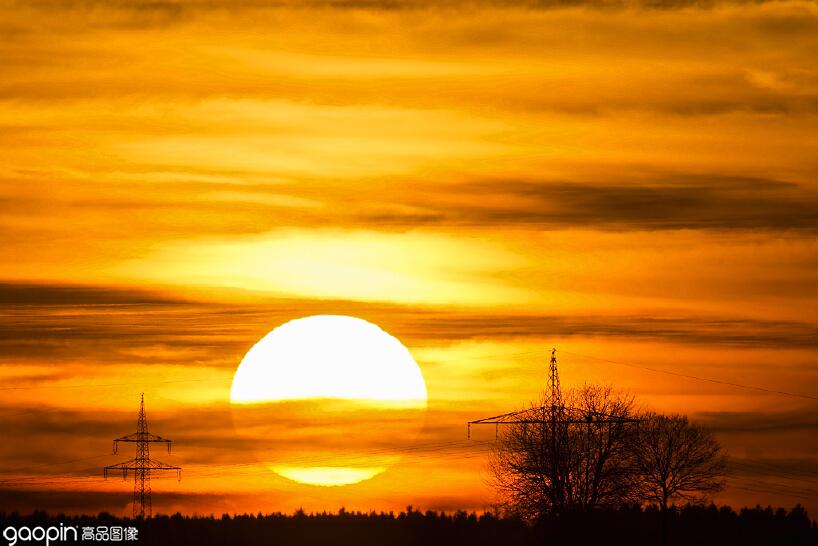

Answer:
[104,393,181,519]
[467,348,639,437]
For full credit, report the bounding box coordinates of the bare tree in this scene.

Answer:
[633,412,727,546]
[489,384,638,521]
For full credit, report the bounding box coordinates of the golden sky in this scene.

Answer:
[1,0,817,517]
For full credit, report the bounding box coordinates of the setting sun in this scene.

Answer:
[230,315,427,404]
[229,315,428,486]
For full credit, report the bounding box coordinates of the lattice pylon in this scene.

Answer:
[104,393,181,518]
[547,347,562,420]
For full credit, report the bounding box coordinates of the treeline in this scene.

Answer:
[2,504,816,546]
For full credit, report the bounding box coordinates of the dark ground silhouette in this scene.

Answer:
[2,504,816,546]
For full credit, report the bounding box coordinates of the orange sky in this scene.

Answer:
[1,0,817,518]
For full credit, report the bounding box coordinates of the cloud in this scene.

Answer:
[0,401,493,517]
[3,282,818,372]
[4,175,816,239]
[0,399,478,465]
[0,489,227,516]
[695,409,818,434]
[0,283,185,306]
[10,0,813,12]
[367,176,818,232]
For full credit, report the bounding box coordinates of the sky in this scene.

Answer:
[1,0,818,518]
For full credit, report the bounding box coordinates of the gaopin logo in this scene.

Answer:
[3,525,77,546]
[3,524,137,545]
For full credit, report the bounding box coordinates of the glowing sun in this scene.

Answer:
[230,315,428,486]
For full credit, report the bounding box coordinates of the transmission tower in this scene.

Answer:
[547,347,562,414]
[468,348,638,515]
[104,393,181,518]
[467,348,638,437]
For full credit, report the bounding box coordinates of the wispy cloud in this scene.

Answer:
[3,283,818,372]
[359,176,818,231]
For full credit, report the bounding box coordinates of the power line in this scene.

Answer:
[729,460,818,484]
[727,477,818,500]
[560,349,818,402]
[0,454,110,475]
[729,484,817,503]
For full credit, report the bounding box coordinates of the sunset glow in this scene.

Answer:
[0,0,816,520]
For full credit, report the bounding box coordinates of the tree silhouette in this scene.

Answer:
[633,412,727,546]
[488,386,729,546]
[489,384,638,521]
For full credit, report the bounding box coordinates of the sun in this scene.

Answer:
[230,315,427,405]
[229,315,428,486]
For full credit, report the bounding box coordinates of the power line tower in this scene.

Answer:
[547,346,562,420]
[104,393,181,519]
[468,348,621,437]
[467,347,639,437]
[468,348,638,514]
